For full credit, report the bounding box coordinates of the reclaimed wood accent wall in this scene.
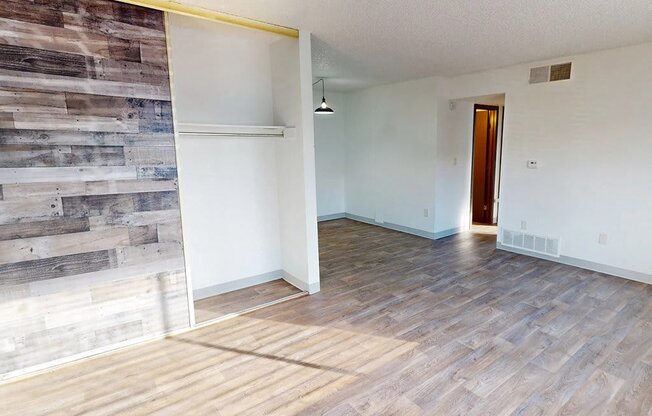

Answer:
[0,0,189,377]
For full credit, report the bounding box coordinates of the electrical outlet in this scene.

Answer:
[521,220,527,230]
[527,160,538,169]
[423,208,429,217]
[453,157,458,166]
[598,233,608,245]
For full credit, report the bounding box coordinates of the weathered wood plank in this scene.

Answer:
[0,217,89,241]
[0,167,137,184]
[0,1,64,27]
[89,57,169,85]
[125,146,177,166]
[64,93,172,120]
[0,17,110,58]
[0,89,67,114]
[28,256,185,297]
[3,0,78,14]
[127,225,158,245]
[62,12,166,41]
[0,249,115,285]
[139,39,168,67]
[0,112,14,128]
[111,2,165,30]
[116,241,184,267]
[89,209,180,230]
[1,179,177,200]
[62,191,178,218]
[85,179,177,196]
[0,44,89,78]
[137,166,177,180]
[0,228,130,265]
[0,197,62,224]
[108,38,141,63]
[0,145,124,168]
[0,68,170,100]
[12,113,139,133]
[157,221,183,243]
[132,191,178,212]
[0,129,174,147]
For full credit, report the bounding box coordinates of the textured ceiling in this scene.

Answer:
[182,0,652,91]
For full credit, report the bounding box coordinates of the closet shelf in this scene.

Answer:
[177,123,289,138]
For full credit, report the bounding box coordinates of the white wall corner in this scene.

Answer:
[299,30,321,292]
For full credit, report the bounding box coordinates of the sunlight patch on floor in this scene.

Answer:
[0,315,418,416]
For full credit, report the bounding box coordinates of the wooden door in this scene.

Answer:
[471,105,499,224]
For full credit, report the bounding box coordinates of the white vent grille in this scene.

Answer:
[529,66,550,84]
[501,228,561,258]
[529,62,572,84]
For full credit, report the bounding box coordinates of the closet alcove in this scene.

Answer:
[167,14,320,324]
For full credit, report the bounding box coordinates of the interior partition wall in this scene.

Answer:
[0,1,188,379]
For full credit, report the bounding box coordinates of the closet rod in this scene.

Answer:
[178,132,284,138]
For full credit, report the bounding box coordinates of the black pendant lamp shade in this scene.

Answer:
[314,78,334,114]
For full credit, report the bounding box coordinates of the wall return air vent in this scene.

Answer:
[501,228,561,258]
[529,62,572,84]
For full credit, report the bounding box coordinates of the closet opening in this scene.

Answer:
[167,13,317,326]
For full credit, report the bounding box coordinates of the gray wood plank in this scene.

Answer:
[62,191,178,217]
[137,166,177,180]
[0,44,89,78]
[127,225,158,246]
[1,179,177,200]
[0,166,137,184]
[0,129,174,147]
[0,68,170,100]
[0,217,89,241]
[0,228,130,265]
[0,249,116,285]
[0,145,125,168]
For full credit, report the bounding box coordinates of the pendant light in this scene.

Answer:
[313,78,334,114]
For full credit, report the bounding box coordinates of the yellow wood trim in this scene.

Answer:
[115,0,299,38]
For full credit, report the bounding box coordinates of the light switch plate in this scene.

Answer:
[527,160,538,169]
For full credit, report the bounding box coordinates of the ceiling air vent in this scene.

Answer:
[550,62,572,81]
[529,66,550,84]
[529,62,572,84]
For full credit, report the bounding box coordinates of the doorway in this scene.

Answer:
[471,104,500,225]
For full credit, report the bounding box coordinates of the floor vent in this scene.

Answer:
[501,229,561,257]
[529,62,572,84]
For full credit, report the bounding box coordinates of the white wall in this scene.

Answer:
[168,15,283,294]
[270,32,321,293]
[168,14,277,125]
[174,139,282,292]
[344,77,444,234]
[447,41,652,278]
[313,91,347,217]
[435,99,474,234]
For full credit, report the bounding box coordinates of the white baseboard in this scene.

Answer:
[497,243,652,286]
[343,213,464,241]
[283,270,320,294]
[317,212,346,222]
[193,270,283,300]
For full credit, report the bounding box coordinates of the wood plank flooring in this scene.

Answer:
[194,279,303,323]
[1,218,651,415]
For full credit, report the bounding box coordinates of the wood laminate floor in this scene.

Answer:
[194,279,303,323]
[1,219,651,415]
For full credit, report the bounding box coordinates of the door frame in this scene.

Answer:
[470,104,500,226]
